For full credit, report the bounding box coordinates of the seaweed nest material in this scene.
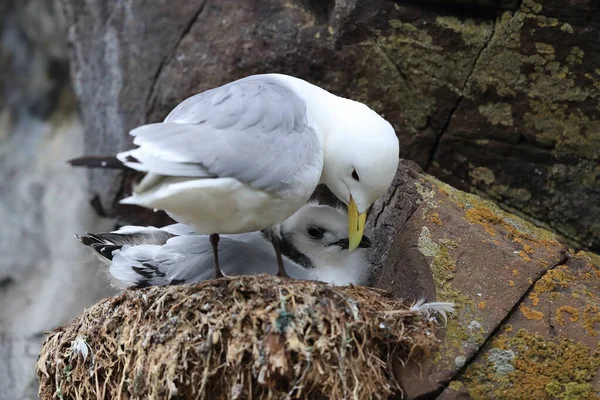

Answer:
[37,275,443,400]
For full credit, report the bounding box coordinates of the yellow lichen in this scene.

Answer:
[448,380,463,391]
[583,305,600,337]
[520,305,544,320]
[529,292,540,306]
[519,251,532,262]
[534,267,574,293]
[555,306,579,326]
[509,280,515,287]
[512,269,520,277]
[429,212,442,226]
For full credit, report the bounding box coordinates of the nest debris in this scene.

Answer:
[37,275,443,400]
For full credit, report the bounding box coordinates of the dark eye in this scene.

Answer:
[307,227,325,239]
[352,169,360,181]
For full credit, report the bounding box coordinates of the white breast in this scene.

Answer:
[121,176,317,234]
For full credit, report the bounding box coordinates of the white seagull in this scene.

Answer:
[115,73,399,278]
[77,203,372,288]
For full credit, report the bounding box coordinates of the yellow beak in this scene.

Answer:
[348,197,367,252]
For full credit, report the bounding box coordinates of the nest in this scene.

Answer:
[37,275,441,400]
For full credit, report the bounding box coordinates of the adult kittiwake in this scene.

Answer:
[77,203,372,287]
[111,73,399,278]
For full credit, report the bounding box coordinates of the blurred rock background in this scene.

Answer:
[0,1,116,399]
[1,0,599,398]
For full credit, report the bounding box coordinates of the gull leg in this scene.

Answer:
[209,233,224,279]
[270,235,289,278]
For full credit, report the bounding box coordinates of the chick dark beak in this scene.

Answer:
[333,235,372,249]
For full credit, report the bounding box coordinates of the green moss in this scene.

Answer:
[478,102,514,126]
[467,4,600,160]
[560,23,574,34]
[469,166,496,185]
[489,185,533,205]
[370,16,492,130]
[417,217,481,365]
[522,0,543,14]
[435,16,487,46]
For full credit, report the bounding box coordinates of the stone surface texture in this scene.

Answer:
[369,161,596,399]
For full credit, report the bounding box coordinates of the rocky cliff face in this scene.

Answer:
[62,0,599,251]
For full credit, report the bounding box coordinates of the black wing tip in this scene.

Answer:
[91,244,122,260]
[67,155,129,169]
[76,233,103,246]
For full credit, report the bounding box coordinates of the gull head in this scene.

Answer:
[279,202,371,284]
[320,99,399,252]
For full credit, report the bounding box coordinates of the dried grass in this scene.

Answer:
[37,275,441,400]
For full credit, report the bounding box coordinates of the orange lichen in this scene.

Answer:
[513,237,534,254]
[534,267,573,293]
[529,292,540,306]
[512,269,520,277]
[478,301,486,310]
[465,208,501,236]
[429,212,442,225]
[582,305,600,337]
[550,292,561,301]
[519,305,544,320]
[555,306,579,326]
[519,251,531,262]
[438,187,449,196]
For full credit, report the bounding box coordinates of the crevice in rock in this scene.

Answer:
[144,0,208,120]
[297,0,335,24]
[424,10,499,171]
[416,249,570,400]
[372,181,401,229]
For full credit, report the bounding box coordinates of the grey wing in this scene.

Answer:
[162,233,315,282]
[162,234,280,282]
[117,76,320,193]
[109,231,316,288]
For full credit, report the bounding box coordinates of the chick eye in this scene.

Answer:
[307,227,325,239]
[352,169,360,181]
